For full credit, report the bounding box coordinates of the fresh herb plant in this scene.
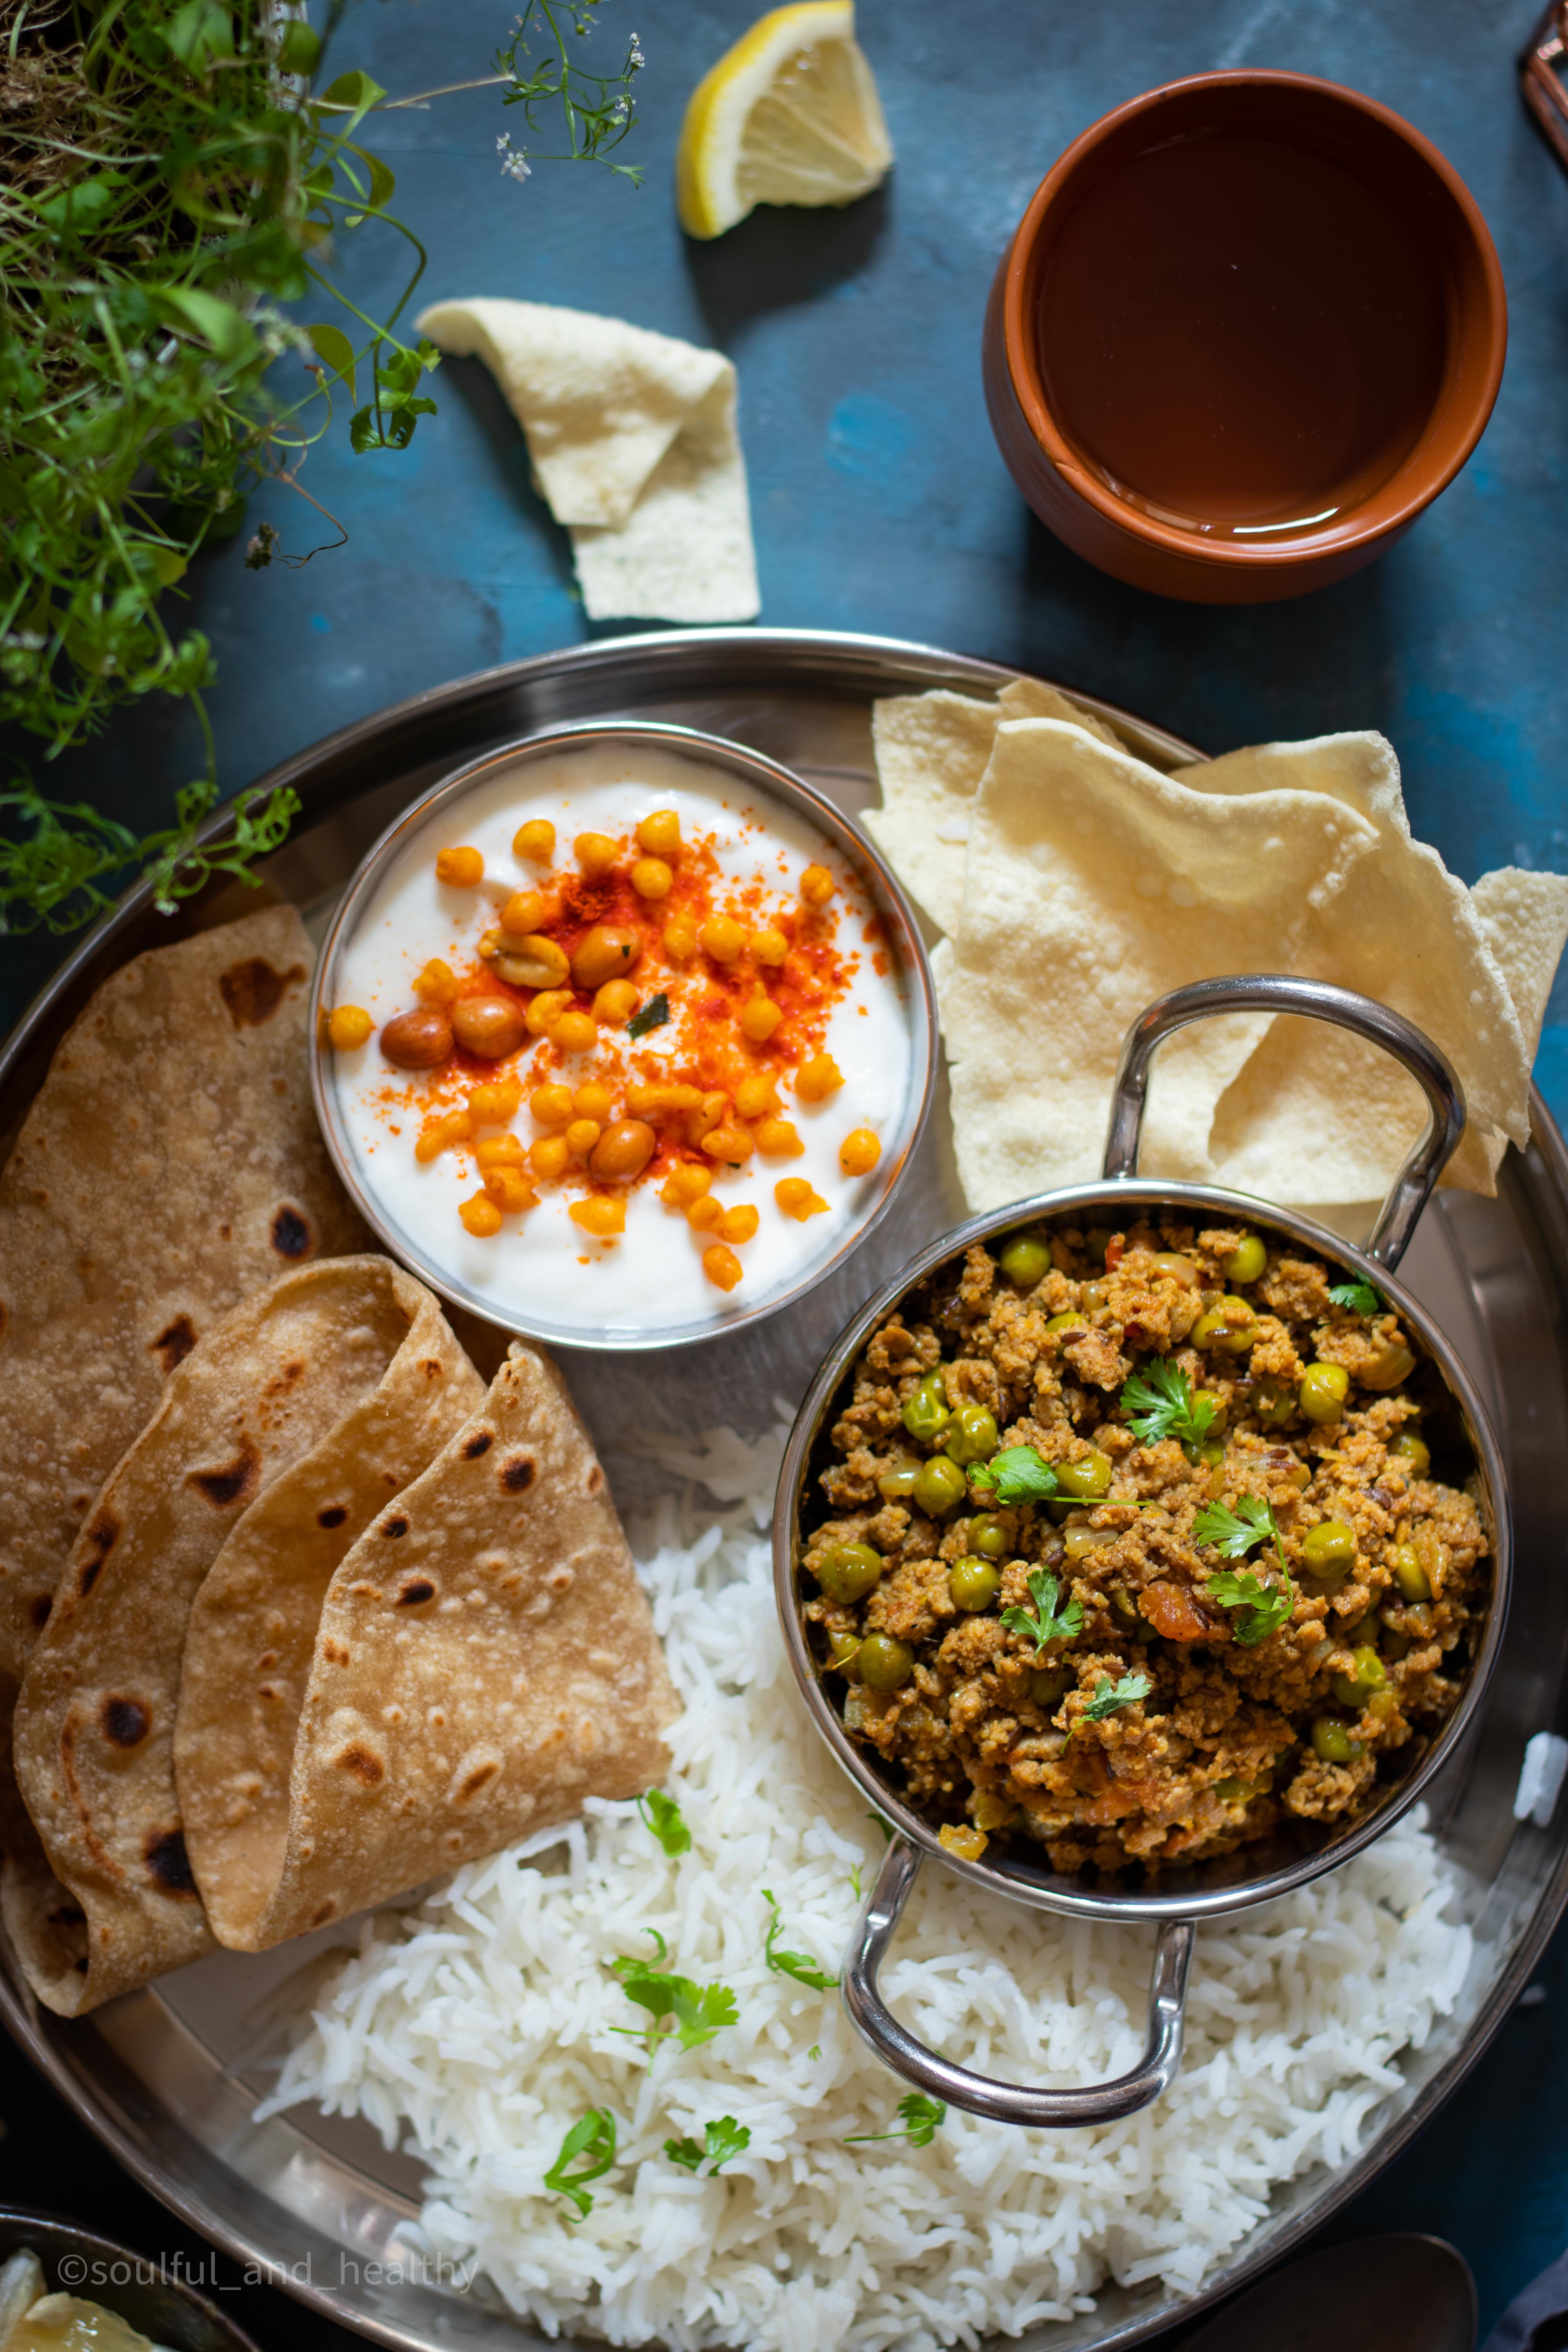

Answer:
[999,1564,1084,1654]
[664,2116,750,2174]
[1120,1360,1219,1451]
[610,1931,738,2052]
[1081,1670,1153,1724]
[1329,1278,1383,1318]
[1194,1494,1285,1567]
[846,2093,946,2149]
[637,1789,691,1856]
[1,0,644,935]
[495,0,644,182]
[543,2106,617,2218]
[762,1889,836,1991]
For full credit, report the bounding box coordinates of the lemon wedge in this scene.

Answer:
[676,1,893,241]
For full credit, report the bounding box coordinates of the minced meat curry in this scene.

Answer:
[799,1216,1489,1876]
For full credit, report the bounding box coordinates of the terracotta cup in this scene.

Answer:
[982,71,1507,604]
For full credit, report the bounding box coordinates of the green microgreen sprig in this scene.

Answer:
[495,0,646,183]
[0,0,644,935]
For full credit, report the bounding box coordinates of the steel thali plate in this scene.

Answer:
[3,628,1568,2351]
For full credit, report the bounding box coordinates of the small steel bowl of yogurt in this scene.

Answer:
[311,720,936,1351]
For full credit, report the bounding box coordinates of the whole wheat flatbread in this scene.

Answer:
[0,905,364,1685]
[8,1257,476,2015]
[179,1343,679,1952]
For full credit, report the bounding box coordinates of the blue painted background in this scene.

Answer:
[7,0,1568,2341]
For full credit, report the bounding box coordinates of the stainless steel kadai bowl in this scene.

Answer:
[775,972,1512,2129]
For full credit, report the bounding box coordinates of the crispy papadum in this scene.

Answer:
[0,906,364,1687]
[180,1343,678,1951]
[8,1257,477,2015]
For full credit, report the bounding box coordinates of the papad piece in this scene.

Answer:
[1470,867,1568,1065]
[182,1344,678,1952]
[178,1282,486,1947]
[0,904,365,1688]
[416,297,758,622]
[1196,735,1533,1198]
[938,720,1377,1209]
[8,1257,470,2015]
[865,679,1122,936]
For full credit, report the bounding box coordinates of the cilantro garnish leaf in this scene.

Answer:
[544,2107,617,2219]
[664,2116,750,2174]
[627,991,670,1039]
[763,1889,837,1990]
[968,1444,1156,1510]
[1000,1564,1084,1653]
[1193,1494,1280,1561]
[1203,1566,1294,1647]
[1120,1359,1218,1450]
[846,2092,947,2149]
[1082,1670,1152,1723]
[610,1934,738,2051]
[1329,1278,1382,1318]
[967,1444,1060,1503]
[637,1790,691,1857]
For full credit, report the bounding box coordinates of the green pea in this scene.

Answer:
[1222,1234,1267,1285]
[945,1400,999,1465]
[949,1556,1000,1612]
[1311,1716,1361,1765]
[1331,1643,1387,1709]
[1197,1439,1226,1469]
[1298,1362,1350,1424]
[825,1630,863,1677]
[1111,1589,1139,1624]
[902,1370,951,1442]
[999,1235,1050,1289]
[967,1512,1009,1559]
[813,1542,884,1603]
[1213,1775,1254,1803]
[915,1456,969,1516]
[1045,1310,1087,1336]
[1056,1447,1112,1499]
[1248,1375,1296,1429]
[858,1632,915,1691]
[1381,1626,1412,1662]
[1388,1430,1430,1478]
[1301,1521,1357,1581]
[877,1458,922,1500]
[1191,1298,1257,1355]
[1031,1665,1071,1710]
[1388,1542,1431,1602]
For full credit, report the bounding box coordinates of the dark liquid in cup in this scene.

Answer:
[1035,129,1450,537]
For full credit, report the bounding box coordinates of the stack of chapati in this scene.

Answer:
[0,913,676,2016]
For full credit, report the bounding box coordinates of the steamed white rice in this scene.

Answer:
[264,1421,1474,2350]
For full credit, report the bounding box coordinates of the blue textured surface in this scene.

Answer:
[8,1,1568,2340]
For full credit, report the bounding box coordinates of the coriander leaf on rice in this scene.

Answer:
[936,719,1379,1209]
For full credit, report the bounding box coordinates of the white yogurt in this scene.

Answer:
[325,742,921,1342]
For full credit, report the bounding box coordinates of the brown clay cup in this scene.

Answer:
[982,71,1507,604]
